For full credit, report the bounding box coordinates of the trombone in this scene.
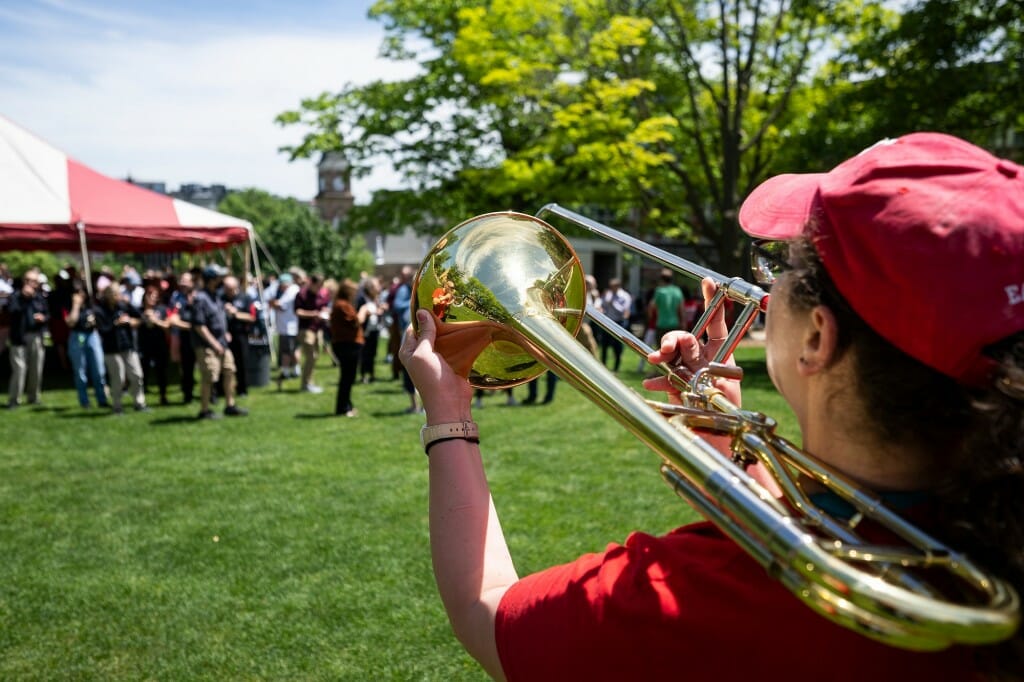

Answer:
[412,206,1019,651]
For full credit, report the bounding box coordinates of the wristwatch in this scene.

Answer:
[420,421,480,453]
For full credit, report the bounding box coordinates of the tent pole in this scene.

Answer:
[76,221,93,297]
[248,228,276,366]
[243,244,251,290]
[252,230,281,275]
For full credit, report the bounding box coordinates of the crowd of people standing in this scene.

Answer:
[2,259,695,419]
[261,266,397,417]
[1,262,254,418]
[0,260,467,420]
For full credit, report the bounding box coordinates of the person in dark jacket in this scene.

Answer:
[95,283,147,414]
[192,265,247,420]
[221,275,255,398]
[7,268,49,408]
[329,278,366,417]
[169,271,196,404]
[139,285,171,406]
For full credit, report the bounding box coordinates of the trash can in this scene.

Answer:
[247,341,271,388]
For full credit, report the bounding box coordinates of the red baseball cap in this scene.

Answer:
[738,132,1024,386]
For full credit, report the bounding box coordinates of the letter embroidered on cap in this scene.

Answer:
[1007,284,1023,306]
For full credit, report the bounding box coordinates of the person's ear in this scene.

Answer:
[798,305,839,375]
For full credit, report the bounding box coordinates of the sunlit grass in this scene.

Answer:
[0,345,792,680]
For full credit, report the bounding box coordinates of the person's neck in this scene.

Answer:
[801,431,929,494]
[800,384,936,493]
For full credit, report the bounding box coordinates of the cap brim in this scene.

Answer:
[738,172,825,240]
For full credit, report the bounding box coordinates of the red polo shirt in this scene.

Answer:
[295,286,322,332]
[496,521,980,681]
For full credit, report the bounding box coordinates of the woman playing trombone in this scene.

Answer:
[400,132,1024,680]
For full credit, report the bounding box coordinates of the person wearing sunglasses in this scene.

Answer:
[400,133,1024,680]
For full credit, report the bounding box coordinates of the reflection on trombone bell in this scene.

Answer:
[414,212,585,388]
[411,206,1019,652]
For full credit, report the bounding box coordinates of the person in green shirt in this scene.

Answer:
[648,268,686,341]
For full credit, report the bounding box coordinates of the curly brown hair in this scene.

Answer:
[785,235,1024,679]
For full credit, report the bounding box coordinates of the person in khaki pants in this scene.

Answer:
[192,264,247,420]
[294,271,327,393]
[7,268,48,408]
[94,284,147,414]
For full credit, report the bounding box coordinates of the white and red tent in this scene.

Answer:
[0,115,274,360]
[0,114,255,257]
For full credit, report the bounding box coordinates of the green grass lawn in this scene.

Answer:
[0,345,795,680]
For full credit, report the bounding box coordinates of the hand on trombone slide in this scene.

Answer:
[641,276,742,408]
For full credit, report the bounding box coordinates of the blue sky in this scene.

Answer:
[0,0,418,202]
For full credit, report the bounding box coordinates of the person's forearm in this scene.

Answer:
[429,440,515,680]
[400,307,513,679]
[66,303,81,327]
[198,326,220,349]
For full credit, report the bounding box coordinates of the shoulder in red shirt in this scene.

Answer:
[496,521,979,682]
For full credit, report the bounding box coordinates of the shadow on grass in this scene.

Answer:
[373,408,426,418]
[296,408,418,419]
[18,404,71,414]
[366,387,406,396]
[58,410,114,419]
[148,415,207,426]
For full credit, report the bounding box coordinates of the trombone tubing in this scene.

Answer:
[536,203,769,312]
[537,203,768,364]
[529,208,1019,647]
[518,305,1017,649]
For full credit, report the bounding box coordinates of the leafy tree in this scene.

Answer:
[1,251,62,280]
[278,1,886,273]
[217,189,373,279]
[864,0,1022,151]
[780,0,1023,171]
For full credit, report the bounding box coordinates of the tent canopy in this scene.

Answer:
[0,115,253,253]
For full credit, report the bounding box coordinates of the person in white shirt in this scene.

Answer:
[270,272,300,387]
[600,278,632,372]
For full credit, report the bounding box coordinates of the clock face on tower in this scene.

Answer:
[331,175,346,192]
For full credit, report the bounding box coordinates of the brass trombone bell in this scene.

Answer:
[412,211,586,388]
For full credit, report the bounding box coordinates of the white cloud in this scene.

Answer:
[0,28,418,203]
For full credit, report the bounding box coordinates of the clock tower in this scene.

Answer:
[315,151,354,225]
